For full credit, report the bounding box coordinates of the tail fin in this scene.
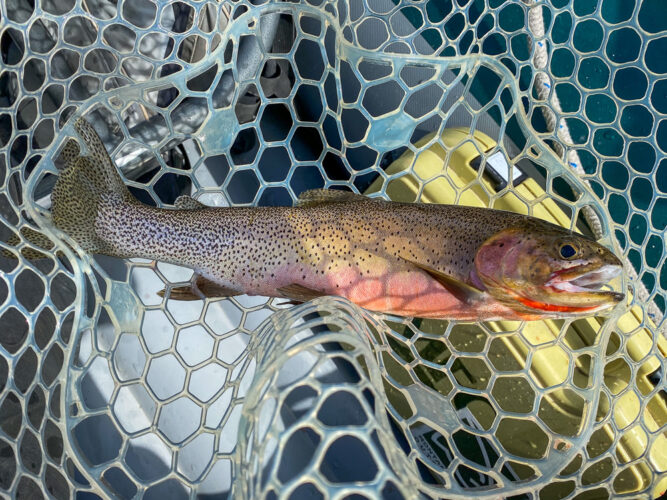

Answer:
[51,118,134,254]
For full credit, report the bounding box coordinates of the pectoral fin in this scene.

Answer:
[158,275,240,300]
[276,283,328,303]
[403,259,485,305]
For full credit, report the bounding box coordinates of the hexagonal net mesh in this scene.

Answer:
[0,0,665,498]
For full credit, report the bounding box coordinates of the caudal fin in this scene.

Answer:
[51,118,134,254]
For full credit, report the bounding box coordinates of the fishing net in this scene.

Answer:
[0,0,665,498]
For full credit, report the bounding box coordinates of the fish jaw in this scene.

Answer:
[541,263,625,313]
[512,294,618,316]
[491,262,625,317]
[547,263,622,290]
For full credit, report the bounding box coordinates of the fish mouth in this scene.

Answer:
[546,264,625,306]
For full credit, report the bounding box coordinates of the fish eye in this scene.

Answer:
[559,243,577,259]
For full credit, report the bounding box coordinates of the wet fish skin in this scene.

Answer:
[51,119,624,321]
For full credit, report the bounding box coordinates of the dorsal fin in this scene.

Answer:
[174,195,206,210]
[296,189,372,207]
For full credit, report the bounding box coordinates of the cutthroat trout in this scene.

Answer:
[51,119,624,321]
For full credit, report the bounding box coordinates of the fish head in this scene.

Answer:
[474,226,625,317]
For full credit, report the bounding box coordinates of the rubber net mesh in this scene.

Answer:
[0,0,665,498]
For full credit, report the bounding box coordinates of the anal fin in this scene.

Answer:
[158,275,240,301]
[402,258,485,305]
[277,283,328,303]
